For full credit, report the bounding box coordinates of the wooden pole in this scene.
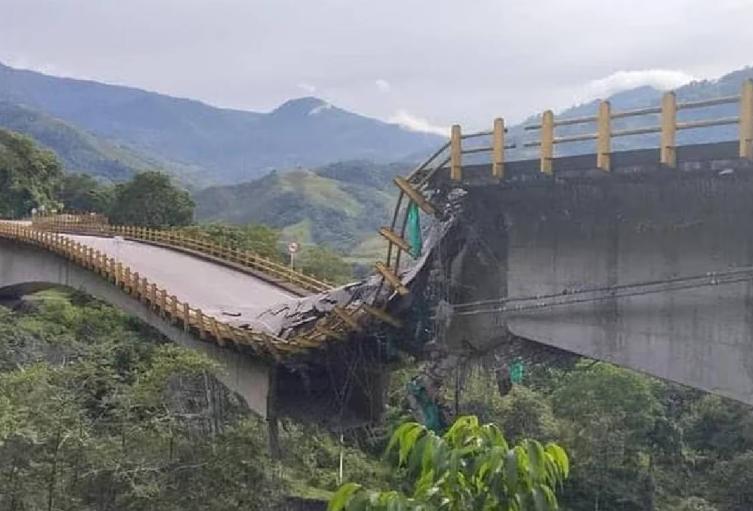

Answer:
[492,117,505,179]
[660,92,677,168]
[596,101,611,172]
[540,110,554,175]
[450,124,462,181]
[740,79,753,159]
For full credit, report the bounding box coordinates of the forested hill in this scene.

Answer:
[0,101,204,184]
[0,61,442,184]
[194,160,404,258]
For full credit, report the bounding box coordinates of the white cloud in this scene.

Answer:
[584,69,696,100]
[389,110,447,136]
[297,82,317,94]
[375,78,391,93]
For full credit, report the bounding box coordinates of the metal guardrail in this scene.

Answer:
[30,215,332,294]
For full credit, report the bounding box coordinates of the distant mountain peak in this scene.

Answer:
[0,63,445,184]
[272,96,334,117]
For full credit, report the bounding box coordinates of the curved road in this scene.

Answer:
[65,235,298,332]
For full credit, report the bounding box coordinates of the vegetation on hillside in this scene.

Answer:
[57,173,116,214]
[0,291,389,510]
[0,101,206,185]
[0,128,62,217]
[2,290,753,510]
[108,171,195,228]
[194,162,404,252]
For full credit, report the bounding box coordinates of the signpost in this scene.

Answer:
[287,241,299,270]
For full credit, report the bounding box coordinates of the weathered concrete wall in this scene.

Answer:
[0,239,272,417]
[445,155,753,405]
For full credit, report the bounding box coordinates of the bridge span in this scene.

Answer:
[0,222,388,429]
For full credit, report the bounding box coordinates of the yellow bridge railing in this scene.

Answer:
[2,220,383,359]
[0,221,307,359]
[450,78,753,177]
[31,214,332,295]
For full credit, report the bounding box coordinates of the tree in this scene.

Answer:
[711,451,753,510]
[298,245,353,284]
[329,415,569,511]
[552,363,663,511]
[56,173,114,213]
[179,223,284,262]
[109,171,194,227]
[0,128,63,217]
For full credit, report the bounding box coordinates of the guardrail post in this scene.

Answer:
[492,118,505,179]
[740,79,753,159]
[450,124,462,181]
[661,91,677,168]
[597,101,611,172]
[541,110,554,175]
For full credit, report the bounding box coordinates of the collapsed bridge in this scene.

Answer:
[2,79,753,432]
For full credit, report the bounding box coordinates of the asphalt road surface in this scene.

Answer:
[66,235,297,331]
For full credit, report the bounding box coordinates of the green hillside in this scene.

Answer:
[0,101,206,185]
[194,161,406,255]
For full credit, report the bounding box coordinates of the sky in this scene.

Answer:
[2,0,753,134]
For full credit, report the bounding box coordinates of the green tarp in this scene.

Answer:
[510,358,525,384]
[407,379,444,432]
[406,202,422,258]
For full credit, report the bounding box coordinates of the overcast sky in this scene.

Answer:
[2,0,753,133]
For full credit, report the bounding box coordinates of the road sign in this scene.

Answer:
[287,241,299,254]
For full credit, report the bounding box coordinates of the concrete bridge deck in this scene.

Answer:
[64,234,297,331]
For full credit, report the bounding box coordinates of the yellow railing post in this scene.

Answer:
[661,91,677,168]
[492,117,505,179]
[740,79,753,159]
[540,110,554,175]
[597,101,612,172]
[450,124,462,181]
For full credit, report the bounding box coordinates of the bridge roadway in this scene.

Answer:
[63,234,297,332]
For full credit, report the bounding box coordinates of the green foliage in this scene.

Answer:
[330,415,569,511]
[298,245,354,284]
[194,164,401,254]
[179,222,284,262]
[682,394,753,458]
[0,291,289,510]
[0,101,206,184]
[710,451,753,510]
[109,170,195,227]
[57,173,115,213]
[0,128,63,217]
[549,363,663,510]
[676,497,719,511]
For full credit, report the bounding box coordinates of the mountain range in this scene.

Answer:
[2,60,752,263]
[0,61,442,185]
